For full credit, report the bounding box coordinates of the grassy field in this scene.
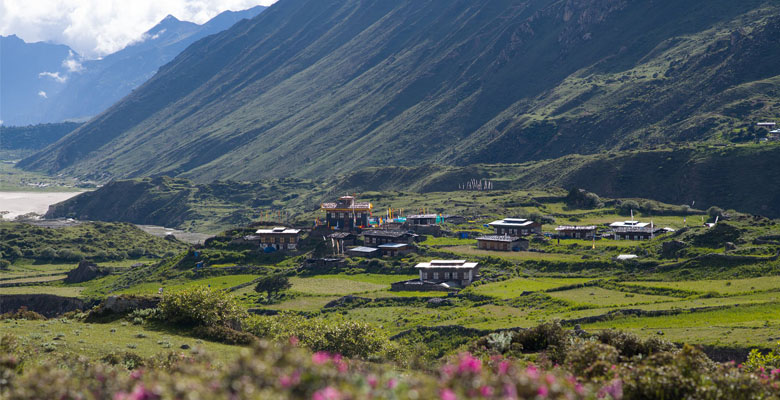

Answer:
[581,302,780,347]
[547,286,677,307]
[117,275,262,295]
[0,286,85,296]
[263,296,342,312]
[422,237,478,246]
[469,277,596,299]
[445,246,588,262]
[0,274,66,284]
[289,276,388,296]
[622,276,780,295]
[1,318,243,362]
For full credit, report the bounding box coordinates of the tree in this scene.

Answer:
[254,274,291,299]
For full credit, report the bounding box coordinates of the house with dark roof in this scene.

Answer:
[555,225,597,239]
[346,246,380,258]
[362,230,418,245]
[488,218,541,236]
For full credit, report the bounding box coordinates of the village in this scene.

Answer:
[234,194,692,293]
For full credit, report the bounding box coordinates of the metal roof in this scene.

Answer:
[362,230,412,238]
[347,246,379,253]
[555,225,597,231]
[609,220,649,228]
[476,235,523,242]
[255,227,301,234]
[378,243,411,248]
[488,218,536,227]
[415,260,478,269]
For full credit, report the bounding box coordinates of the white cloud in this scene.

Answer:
[39,71,67,83]
[62,51,84,72]
[0,0,277,59]
[38,90,48,98]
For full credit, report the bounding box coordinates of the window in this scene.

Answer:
[433,272,439,280]
[444,272,450,279]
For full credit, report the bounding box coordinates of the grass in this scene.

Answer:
[118,275,261,295]
[0,318,243,362]
[547,286,676,307]
[580,302,780,347]
[622,276,780,295]
[288,276,387,296]
[469,277,596,299]
[0,286,84,296]
[263,296,342,312]
[422,237,478,246]
[445,246,588,262]
[0,275,66,284]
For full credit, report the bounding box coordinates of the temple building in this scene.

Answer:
[555,225,597,239]
[414,260,480,287]
[609,220,664,240]
[321,196,372,231]
[246,227,301,250]
[476,235,529,251]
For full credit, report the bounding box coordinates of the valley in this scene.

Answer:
[3,0,780,398]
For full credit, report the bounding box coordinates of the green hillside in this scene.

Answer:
[18,0,780,182]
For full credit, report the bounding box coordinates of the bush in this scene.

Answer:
[158,287,247,328]
[1,307,46,320]
[565,188,604,209]
[192,325,258,345]
[595,329,676,358]
[0,259,10,270]
[245,314,390,360]
[565,339,619,380]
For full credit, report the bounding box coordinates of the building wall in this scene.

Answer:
[495,225,541,236]
[419,268,477,285]
[325,211,369,230]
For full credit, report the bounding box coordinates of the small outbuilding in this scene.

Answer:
[378,243,415,257]
[346,246,381,258]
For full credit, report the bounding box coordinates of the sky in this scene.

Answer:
[0,0,277,59]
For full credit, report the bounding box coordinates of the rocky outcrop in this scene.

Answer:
[64,260,108,283]
[0,294,93,318]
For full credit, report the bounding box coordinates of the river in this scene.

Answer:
[0,191,83,220]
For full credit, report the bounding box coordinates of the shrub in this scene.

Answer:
[158,287,247,328]
[0,307,46,321]
[192,325,257,345]
[564,339,619,380]
[746,341,780,371]
[0,259,10,270]
[101,351,145,370]
[245,314,389,360]
[595,329,676,358]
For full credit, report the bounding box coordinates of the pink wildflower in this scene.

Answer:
[537,385,549,397]
[279,371,301,388]
[503,384,518,400]
[545,373,556,385]
[114,384,159,400]
[312,352,331,365]
[312,386,341,400]
[367,375,378,388]
[600,379,623,400]
[772,369,780,375]
[289,336,299,346]
[440,388,457,400]
[575,383,584,395]
[480,385,493,397]
[458,353,482,374]
[441,364,457,377]
[335,360,348,373]
[498,361,510,375]
[387,378,398,389]
[130,369,143,380]
[526,364,540,379]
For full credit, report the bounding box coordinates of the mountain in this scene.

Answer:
[0,6,266,126]
[19,0,780,183]
[0,35,75,126]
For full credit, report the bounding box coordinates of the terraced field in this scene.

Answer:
[469,277,596,299]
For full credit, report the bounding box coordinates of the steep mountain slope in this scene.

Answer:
[0,35,74,126]
[40,6,266,123]
[19,0,780,182]
[0,6,265,125]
